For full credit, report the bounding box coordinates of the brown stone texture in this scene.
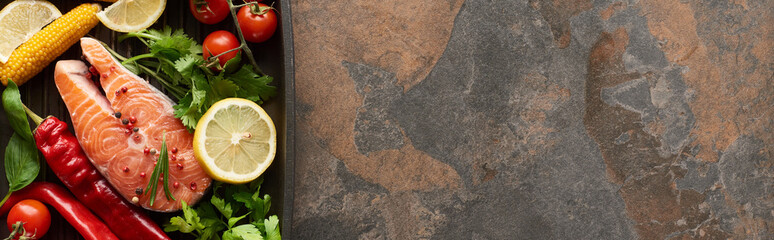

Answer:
[291,0,773,238]
[530,0,593,48]
[292,0,464,193]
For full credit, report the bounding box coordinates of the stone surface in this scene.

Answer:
[291,0,773,238]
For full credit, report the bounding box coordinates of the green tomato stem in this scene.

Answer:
[4,221,24,240]
[227,0,264,75]
[205,44,244,69]
[232,3,252,8]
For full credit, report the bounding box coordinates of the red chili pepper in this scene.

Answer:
[33,117,170,240]
[0,182,119,240]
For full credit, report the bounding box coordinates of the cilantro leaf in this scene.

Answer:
[228,213,251,228]
[190,88,207,114]
[182,201,203,227]
[222,230,237,240]
[167,217,195,233]
[211,195,233,219]
[146,27,200,61]
[210,76,239,98]
[174,55,204,82]
[177,109,199,129]
[199,228,222,240]
[264,216,281,240]
[226,182,252,197]
[230,65,276,103]
[198,201,227,239]
[159,62,182,86]
[234,192,271,222]
[173,92,193,118]
[173,90,204,130]
[231,224,263,240]
[190,71,220,108]
[165,179,280,240]
[249,178,264,191]
[145,26,175,39]
[232,192,254,209]
[164,201,205,233]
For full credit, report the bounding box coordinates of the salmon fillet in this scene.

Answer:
[53,38,212,212]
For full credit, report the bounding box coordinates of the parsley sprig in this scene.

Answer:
[102,27,276,130]
[165,178,281,240]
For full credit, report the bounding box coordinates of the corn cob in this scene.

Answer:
[0,3,101,86]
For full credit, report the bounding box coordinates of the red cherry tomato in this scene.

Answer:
[188,0,230,25]
[6,199,51,239]
[203,30,241,68]
[237,3,278,43]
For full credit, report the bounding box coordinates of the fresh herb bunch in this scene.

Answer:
[104,27,276,130]
[165,178,281,240]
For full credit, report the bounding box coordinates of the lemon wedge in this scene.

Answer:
[0,0,62,63]
[96,0,166,33]
[193,98,277,184]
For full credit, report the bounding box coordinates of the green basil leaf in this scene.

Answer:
[4,133,39,192]
[2,80,32,141]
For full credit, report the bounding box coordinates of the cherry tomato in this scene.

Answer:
[203,30,241,68]
[6,200,51,239]
[237,3,278,43]
[189,0,230,25]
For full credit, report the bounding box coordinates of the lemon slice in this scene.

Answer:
[0,0,62,63]
[193,98,277,184]
[96,0,166,33]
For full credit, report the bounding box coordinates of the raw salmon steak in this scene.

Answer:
[53,37,212,212]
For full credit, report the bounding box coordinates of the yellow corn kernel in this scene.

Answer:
[0,3,101,86]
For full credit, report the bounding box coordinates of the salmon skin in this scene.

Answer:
[53,37,212,212]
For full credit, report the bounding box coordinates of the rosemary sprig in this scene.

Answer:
[145,134,175,206]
